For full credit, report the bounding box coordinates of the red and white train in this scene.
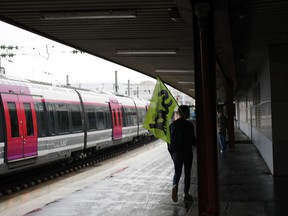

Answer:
[0,75,150,176]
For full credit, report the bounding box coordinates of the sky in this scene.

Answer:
[0,21,155,87]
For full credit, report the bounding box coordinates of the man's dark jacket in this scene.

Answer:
[168,118,196,154]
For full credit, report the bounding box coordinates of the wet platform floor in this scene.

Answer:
[1,128,288,216]
[0,139,197,216]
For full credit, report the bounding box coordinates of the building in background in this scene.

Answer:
[80,79,194,106]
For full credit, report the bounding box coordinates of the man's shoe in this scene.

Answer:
[183,194,193,201]
[172,185,178,202]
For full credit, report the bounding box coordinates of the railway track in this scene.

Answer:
[0,137,156,198]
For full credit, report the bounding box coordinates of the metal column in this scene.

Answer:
[193,1,219,215]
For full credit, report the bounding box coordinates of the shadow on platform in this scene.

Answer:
[186,127,288,215]
[217,127,288,216]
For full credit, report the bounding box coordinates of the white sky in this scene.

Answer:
[0,21,155,87]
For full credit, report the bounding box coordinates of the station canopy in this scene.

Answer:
[0,0,288,102]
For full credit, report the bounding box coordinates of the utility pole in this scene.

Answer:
[128,79,130,96]
[0,57,5,74]
[114,70,119,93]
[66,75,70,86]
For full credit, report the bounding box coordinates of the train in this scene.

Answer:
[0,74,151,176]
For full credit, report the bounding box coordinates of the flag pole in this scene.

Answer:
[157,76,179,107]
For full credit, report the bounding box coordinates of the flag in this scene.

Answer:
[143,77,178,143]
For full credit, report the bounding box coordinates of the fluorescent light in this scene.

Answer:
[41,10,137,20]
[116,49,177,55]
[155,69,193,73]
[178,81,195,84]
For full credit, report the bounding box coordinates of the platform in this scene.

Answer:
[0,128,288,216]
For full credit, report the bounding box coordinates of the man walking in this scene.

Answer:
[217,111,227,153]
[168,105,196,202]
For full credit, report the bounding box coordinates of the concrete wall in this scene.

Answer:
[236,43,288,176]
[269,44,288,176]
[237,51,274,174]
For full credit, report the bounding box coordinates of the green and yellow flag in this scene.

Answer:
[143,77,178,143]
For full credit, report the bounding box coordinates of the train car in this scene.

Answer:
[0,75,150,176]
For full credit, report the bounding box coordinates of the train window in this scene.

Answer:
[95,107,105,130]
[124,107,137,126]
[117,108,122,126]
[125,110,129,126]
[35,102,47,137]
[121,107,127,127]
[7,102,19,137]
[23,103,34,136]
[85,105,96,131]
[137,108,142,124]
[138,108,146,124]
[56,104,70,134]
[126,108,130,126]
[104,107,111,129]
[96,112,105,130]
[70,104,82,132]
[47,103,56,135]
[122,107,129,126]
[131,108,137,126]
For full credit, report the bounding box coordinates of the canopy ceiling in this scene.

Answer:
[0,0,288,102]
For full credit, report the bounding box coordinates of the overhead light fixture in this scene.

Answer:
[116,49,178,55]
[155,69,194,73]
[41,10,137,20]
[178,81,195,84]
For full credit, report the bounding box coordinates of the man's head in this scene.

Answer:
[178,105,190,119]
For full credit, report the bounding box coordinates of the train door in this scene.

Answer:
[1,93,37,162]
[109,98,122,140]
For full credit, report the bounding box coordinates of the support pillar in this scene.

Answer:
[192,1,219,215]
